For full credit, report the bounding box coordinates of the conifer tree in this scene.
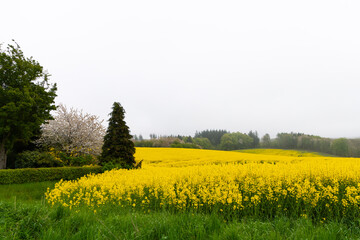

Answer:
[100,102,136,168]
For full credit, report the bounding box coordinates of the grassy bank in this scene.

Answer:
[2,202,360,240]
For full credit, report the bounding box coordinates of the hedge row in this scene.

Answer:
[0,166,103,184]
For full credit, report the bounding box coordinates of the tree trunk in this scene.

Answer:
[0,139,6,169]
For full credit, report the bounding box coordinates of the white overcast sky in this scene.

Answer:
[2,0,360,139]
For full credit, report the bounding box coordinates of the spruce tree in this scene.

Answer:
[100,102,136,168]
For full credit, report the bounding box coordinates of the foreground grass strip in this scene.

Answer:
[1,202,360,240]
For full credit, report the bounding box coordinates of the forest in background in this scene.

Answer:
[133,130,360,157]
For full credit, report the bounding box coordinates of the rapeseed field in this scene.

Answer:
[46,148,360,221]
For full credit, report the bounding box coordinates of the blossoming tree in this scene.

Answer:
[37,104,105,157]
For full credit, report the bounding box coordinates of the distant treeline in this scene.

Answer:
[133,130,360,157]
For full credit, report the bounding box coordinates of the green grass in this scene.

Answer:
[1,181,360,239]
[1,202,360,240]
[0,181,56,204]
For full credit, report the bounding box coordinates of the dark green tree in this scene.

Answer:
[261,133,271,148]
[0,41,57,169]
[184,136,193,143]
[276,132,303,149]
[220,132,253,150]
[195,129,228,148]
[248,130,260,148]
[193,137,214,149]
[100,102,136,168]
[331,138,349,157]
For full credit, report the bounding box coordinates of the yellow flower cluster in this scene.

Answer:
[46,148,360,219]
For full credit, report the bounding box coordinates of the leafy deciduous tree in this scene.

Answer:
[276,133,303,149]
[0,42,56,169]
[261,133,271,148]
[220,132,253,150]
[193,137,214,149]
[195,129,228,148]
[331,138,349,157]
[248,130,260,148]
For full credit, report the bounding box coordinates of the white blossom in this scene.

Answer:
[37,103,105,156]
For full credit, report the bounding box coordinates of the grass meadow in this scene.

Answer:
[2,148,360,239]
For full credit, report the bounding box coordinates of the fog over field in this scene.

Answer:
[2,0,360,139]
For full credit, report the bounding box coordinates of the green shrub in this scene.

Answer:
[101,159,135,171]
[135,140,154,147]
[170,142,201,149]
[193,138,214,149]
[0,166,103,185]
[15,151,64,168]
[58,153,98,166]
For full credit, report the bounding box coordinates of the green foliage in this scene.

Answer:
[331,138,349,157]
[220,132,253,150]
[15,150,63,168]
[57,152,98,167]
[248,130,260,148]
[348,139,360,157]
[297,135,315,150]
[142,130,360,158]
[265,133,334,156]
[14,150,98,169]
[101,161,135,171]
[134,140,154,147]
[101,161,120,171]
[0,41,57,169]
[183,136,193,143]
[135,137,207,149]
[152,138,179,147]
[6,134,41,169]
[268,132,354,157]
[0,166,102,184]
[100,102,136,168]
[276,132,303,149]
[261,133,271,148]
[170,142,200,149]
[195,130,228,147]
[318,138,332,153]
[193,137,214,149]
[135,137,183,148]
